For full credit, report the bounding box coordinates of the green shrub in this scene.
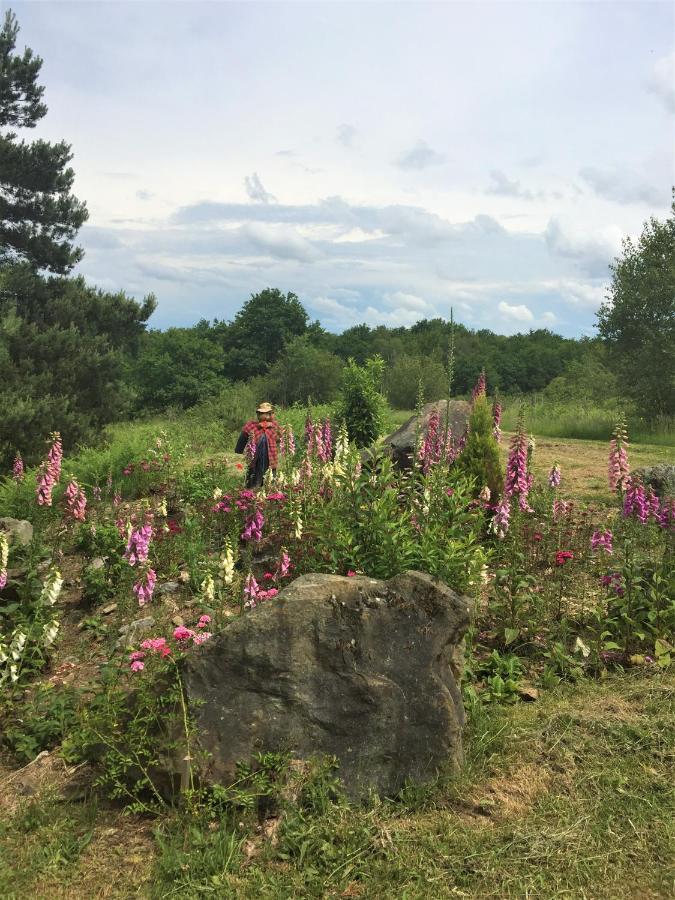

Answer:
[335,356,387,448]
[457,394,504,499]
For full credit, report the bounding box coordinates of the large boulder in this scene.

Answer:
[182,570,471,801]
[0,517,34,547]
[383,400,471,469]
[632,464,675,499]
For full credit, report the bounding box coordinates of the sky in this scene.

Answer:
[7,0,675,336]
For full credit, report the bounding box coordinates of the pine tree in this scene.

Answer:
[457,393,504,500]
[0,9,88,273]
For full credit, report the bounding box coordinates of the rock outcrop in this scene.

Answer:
[632,464,675,499]
[0,517,34,547]
[382,400,471,469]
[182,570,471,801]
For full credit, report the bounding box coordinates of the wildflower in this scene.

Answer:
[173,625,194,642]
[125,523,153,566]
[335,423,349,462]
[197,614,211,628]
[113,491,122,507]
[553,498,573,520]
[133,567,157,606]
[12,453,24,482]
[548,464,561,488]
[280,425,296,456]
[158,497,168,516]
[591,529,613,554]
[236,463,243,470]
[263,571,274,581]
[278,550,292,578]
[42,620,60,648]
[64,478,87,522]
[622,477,649,523]
[41,570,64,606]
[192,631,212,646]
[608,418,630,493]
[265,491,286,502]
[294,508,303,540]
[130,650,145,661]
[418,408,442,473]
[130,660,145,673]
[504,420,532,512]
[244,434,257,463]
[347,570,356,577]
[304,414,314,450]
[555,550,574,566]
[321,418,333,462]
[479,485,491,503]
[140,637,168,652]
[200,575,215,604]
[471,370,486,402]
[241,508,264,542]
[36,432,63,506]
[600,572,624,596]
[244,573,260,608]
[533,532,542,542]
[492,400,502,442]
[490,496,511,539]
[0,533,8,590]
[219,540,236,585]
[92,486,102,501]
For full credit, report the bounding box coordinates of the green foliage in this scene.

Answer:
[597,194,675,420]
[457,394,504,499]
[133,328,226,412]
[0,10,87,272]
[221,288,311,381]
[1,683,80,762]
[0,264,155,466]
[335,355,387,447]
[384,353,448,409]
[262,334,343,405]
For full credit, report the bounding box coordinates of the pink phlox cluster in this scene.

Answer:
[192,631,212,646]
[244,434,257,463]
[125,523,153,566]
[174,625,195,642]
[243,574,278,608]
[12,454,24,482]
[64,479,87,522]
[213,501,233,513]
[608,423,630,493]
[553,498,573,520]
[491,496,511,538]
[265,491,286,502]
[133,567,156,606]
[197,614,211,629]
[492,401,502,442]
[548,464,561,489]
[471,370,486,402]
[36,432,63,506]
[140,637,168,653]
[504,430,533,512]
[241,508,264,542]
[591,529,613,554]
[130,660,145,672]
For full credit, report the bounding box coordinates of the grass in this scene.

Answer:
[1,672,672,898]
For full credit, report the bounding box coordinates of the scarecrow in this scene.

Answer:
[234,402,281,488]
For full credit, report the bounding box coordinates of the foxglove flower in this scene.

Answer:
[219,540,236,585]
[241,508,264,542]
[548,464,561,489]
[471,370,486,402]
[278,550,292,578]
[608,419,630,493]
[591,529,613,554]
[492,400,502,442]
[553,498,573,520]
[490,496,511,538]
[41,569,64,606]
[12,454,24,482]
[0,533,8,590]
[200,575,215,603]
[125,523,153,566]
[505,423,532,512]
[133,567,157,606]
[64,478,87,522]
[36,432,63,506]
[244,434,257,463]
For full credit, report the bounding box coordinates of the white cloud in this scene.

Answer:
[579,167,665,207]
[336,124,359,147]
[498,301,534,322]
[541,311,557,323]
[486,169,537,201]
[646,51,675,113]
[244,173,277,204]
[240,223,319,262]
[395,140,445,171]
[383,291,435,312]
[545,218,623,277]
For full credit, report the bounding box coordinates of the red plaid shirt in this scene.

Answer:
[241,419,281,469]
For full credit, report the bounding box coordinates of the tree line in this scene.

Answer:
[1,8,673,466]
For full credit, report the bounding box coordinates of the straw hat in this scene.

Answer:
[256,402,274,413]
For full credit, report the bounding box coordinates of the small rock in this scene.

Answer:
[172,615,185,627]
[115,616,155,650]
[0,517,33,547]
[101,603,117,615]
[36,558,53,573]
[89,557,106,571]
[518,685,539,702]
[157,581,181,596]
